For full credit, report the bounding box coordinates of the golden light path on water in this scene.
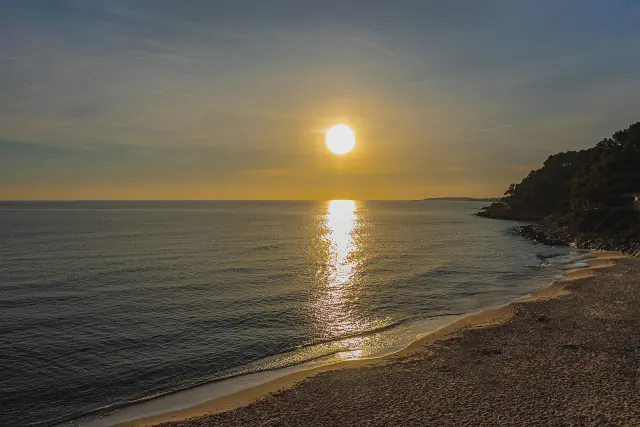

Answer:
[313,200,365,359]
[310,200,390,361]
[325,200,359,287]
[254,200,421,371]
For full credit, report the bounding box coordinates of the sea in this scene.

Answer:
[0,200,581,426]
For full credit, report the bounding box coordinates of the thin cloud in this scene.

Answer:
[414,78,438,85]
[349,37,396,57]
[478,124,516,132]
[441,166,465,173]
[242,168,293,177]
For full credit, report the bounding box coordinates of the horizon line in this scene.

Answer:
[0,197,500,202]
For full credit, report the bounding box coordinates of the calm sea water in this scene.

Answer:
[0,201,577,426]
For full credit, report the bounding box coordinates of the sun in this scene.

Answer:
[325,124,356,155]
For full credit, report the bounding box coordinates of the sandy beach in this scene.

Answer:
[112,251,640,427]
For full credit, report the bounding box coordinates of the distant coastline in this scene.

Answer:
[422,197,500,202]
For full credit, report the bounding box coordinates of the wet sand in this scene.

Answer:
[128,252,640,426]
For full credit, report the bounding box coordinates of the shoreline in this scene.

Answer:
[84,312,466,427]
[160,249,639,425]
[99,251,621,427]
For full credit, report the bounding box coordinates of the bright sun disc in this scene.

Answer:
[325,124,356,155]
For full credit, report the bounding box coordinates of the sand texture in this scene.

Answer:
[145,254,640,426]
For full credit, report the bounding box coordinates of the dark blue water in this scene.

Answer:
[0,201,576,426]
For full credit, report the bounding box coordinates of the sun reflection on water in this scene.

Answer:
[309,200,371,354]
[325,200,359,286]
[289,201,407,365]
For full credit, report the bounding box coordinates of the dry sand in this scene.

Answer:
[127,252,640,426]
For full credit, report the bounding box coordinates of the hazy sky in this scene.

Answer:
[2,1,640,200]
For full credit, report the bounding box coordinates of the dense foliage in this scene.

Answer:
[480,122,640,237]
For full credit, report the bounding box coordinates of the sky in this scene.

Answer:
[2,0,640,200]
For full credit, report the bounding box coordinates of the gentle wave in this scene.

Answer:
[47,312,465,427]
